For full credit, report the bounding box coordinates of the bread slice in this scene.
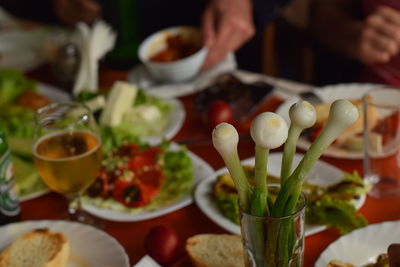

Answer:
[186,234,244,267]
[0,228,69,267]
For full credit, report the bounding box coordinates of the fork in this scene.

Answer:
[298,90,323,105]
[271,82,323,105]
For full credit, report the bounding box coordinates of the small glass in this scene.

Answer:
[363,87,400,198]
[33,102,102,224]
[239,189,306,267]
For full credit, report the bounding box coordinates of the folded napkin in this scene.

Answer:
[133,255,160,267]
[73,20,116,96]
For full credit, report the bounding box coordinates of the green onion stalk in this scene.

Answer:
[212,123,251,210]
[212,99,358,266]
[249,112,288,266]
[272,99,359,265]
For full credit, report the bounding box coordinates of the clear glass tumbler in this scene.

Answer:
[363,87,400,198]
[239,190,306,267]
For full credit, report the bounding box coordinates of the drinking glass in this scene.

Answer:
[239,187,306,267]
[33,102,102,223]
[363,87,400,198]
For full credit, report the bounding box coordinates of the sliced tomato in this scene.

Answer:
[113,180,154,207]
[128,147,164,169]
[114,143,141,157]
[86,169,111,198]
[137,168,164,196]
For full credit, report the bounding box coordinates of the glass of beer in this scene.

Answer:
[33,102,102,224]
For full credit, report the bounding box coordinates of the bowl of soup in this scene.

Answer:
[138,26,208,83]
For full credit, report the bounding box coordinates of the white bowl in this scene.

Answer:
[138,26,208,83]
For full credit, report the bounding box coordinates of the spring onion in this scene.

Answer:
[281,101,316,184]
[273,99,359,217]
[250,112,288,216]
[212,122,251,210]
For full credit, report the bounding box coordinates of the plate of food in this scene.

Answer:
[0,220,130,266]
[275,83,378,159]
[194,152,370,236]
[315,220,400,267]
[82,141,214,222]
[0,70,186,202]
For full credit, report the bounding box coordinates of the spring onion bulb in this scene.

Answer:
[212,122,251,210]
[281,101,316,184]
[250,112,288,216]
[273,99,359,217]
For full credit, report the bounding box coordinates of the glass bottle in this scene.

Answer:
[0,131,21,225]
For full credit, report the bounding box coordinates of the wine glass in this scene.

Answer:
[33,102,102,224]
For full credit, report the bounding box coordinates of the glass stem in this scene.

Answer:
[67,193,82,221]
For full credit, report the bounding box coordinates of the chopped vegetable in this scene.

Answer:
[83,142,194,212]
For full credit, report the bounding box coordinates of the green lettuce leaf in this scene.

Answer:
[306,195,367,234]
[0,69,36,106]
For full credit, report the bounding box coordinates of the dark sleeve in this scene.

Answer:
[1,0,59,24]
[253,0,291,28]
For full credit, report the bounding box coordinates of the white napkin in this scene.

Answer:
[73,20,116,96]
[133,255,160,267]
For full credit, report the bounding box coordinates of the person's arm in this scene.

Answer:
[310,0,400,64]
[201,0,255,70]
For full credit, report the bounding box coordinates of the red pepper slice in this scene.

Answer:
[86,169,111,198]
[114,143,141,157]
[113,179,156,207]
[128,146,164,169]
[137,168,164,193]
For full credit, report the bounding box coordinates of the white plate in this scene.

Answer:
[0,220,130,267]
[127,53,236,98]
[194,153,366,236]
[275,83,378,159]
[315,220,400,266]
[0,31,47,72]
[142,98,185,145]
[83,144,214,221]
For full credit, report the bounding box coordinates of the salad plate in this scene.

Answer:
[275,83,377,159]
[10,81,185,202]
[82,144,214,222]
[194,153,366,236]
[0,220,130,266]
[315,220,400,266]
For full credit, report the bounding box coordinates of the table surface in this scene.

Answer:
[18,66,400,267]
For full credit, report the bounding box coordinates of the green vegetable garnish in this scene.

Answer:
[0,69,36,107]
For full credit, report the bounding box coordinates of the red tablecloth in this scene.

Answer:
[19,67,400,267]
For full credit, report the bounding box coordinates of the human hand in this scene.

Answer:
[55,0,101,26]
[357,5,400,64]
[201,0,255,70]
